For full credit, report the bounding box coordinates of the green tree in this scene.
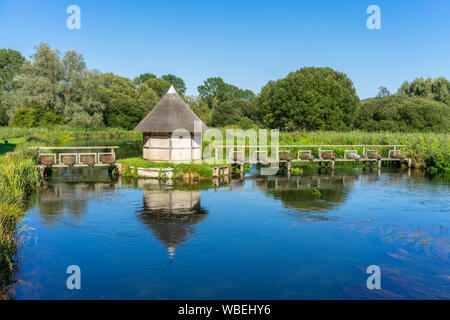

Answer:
[2,43,105,127]
[97,73,149,129]
[0,48,25,94]
[60,50,105,127]
[256,67,360,131]
[355,94,449,132]
[1,43,65,123]
[376,86,390,98]
[399,77,450,105]
[134,73,156,86]
[142,78,171,98]
[185,96,212,126]
[197,77,255,109]
[161,74,186,95]
[211,99,254,127]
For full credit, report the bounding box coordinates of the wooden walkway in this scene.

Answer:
[214,144,412,172]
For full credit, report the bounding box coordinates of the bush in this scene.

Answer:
[256,67,360,131]
[9,107,63,128]
[9,108,37,127]
[355,95,449,132]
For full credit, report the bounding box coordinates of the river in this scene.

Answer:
[11,168,450,299]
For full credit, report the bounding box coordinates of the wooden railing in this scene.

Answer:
[29,146,119,167]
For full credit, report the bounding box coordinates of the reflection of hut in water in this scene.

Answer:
[139,189,208,261]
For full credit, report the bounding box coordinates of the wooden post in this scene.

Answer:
[111,147,116,163]
[331,161,335,171]
[377,160,381,168]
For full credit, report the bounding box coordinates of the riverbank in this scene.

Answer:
[116,158,220,181]
[0,149,41,298]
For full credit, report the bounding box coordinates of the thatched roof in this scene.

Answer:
[134,85,208,133]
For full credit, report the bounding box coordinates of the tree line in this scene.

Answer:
[1,43,449,132]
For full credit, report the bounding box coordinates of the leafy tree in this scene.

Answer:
[355,94,449,132]
[376,86,390,98]
[197,77,255,109]
[97,73,149,129]
[161,74,186,94]
[134,73,156,86]
[2,43,65,121]
[256,67,360,131]
[137,82,160,108]
[186,96,212,126]
[60,50,105,127]
[2,43,105,127]
[399,77,450,105]
[0,48,25,94]
[211,99,254,127]
[142,78,171,98]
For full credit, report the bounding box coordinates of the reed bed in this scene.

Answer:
[0,149,41,295]
[206,129,449,175]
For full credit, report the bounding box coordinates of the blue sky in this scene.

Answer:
[0,0,449,98]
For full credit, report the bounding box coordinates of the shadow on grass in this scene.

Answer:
[0,143,16,156]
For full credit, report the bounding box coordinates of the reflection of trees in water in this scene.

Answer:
[138,189,208,261]
[38,183,116,224]
[254,174,358,217]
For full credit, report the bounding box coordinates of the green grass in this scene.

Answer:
[117,158,215,180]
[0,148,41,296]
[0,126,141,149]
[206,129,449,176]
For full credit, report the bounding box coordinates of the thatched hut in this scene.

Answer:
[134,85,208,162]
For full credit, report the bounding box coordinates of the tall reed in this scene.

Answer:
[0,149,41,295]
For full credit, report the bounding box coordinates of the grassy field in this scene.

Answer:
[0,148,41,297]
[0,126,141,154]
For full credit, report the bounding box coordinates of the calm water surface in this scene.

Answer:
[12,168,450,299]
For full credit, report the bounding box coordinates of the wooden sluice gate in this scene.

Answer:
[215,144,412,174]
[30,146,119,175]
